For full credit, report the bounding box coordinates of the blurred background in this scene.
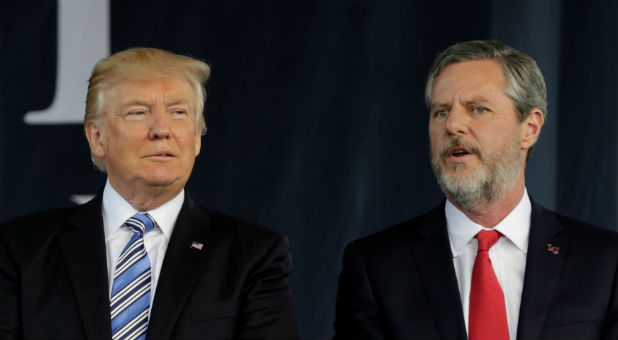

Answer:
[1,0,616,338]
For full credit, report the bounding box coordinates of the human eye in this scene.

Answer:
[434,110,449,118]
[170,108,189,119]
[126,110,147,119]
[473,106,487,114]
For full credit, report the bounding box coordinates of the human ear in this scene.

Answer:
[85,119,106,158]
[194,132,202,157]
[520,108,544,149]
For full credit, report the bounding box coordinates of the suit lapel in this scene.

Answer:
[517,202,568,339]
[411,204,468,339]
[58,195,113,339]
[147,195,218,339]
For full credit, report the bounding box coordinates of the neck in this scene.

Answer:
[109,179,183,211]
[450,175,526,228]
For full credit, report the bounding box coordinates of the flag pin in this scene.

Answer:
[190,241,204,251]
[547,243,559,255]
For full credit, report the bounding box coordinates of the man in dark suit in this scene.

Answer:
[0,48,297,339]
[334,40,618,339]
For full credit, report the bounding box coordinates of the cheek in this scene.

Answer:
[104,127,141,156]
[428,128,442,150]
[176,132,199,158]
[110,123,148,143]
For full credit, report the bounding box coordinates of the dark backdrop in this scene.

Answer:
[1,1,616,338]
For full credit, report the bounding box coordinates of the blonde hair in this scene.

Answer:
[85,47,211,171]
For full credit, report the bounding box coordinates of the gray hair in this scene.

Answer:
[425,40,547,123]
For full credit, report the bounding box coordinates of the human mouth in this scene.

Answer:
[448,146,474,158]
[440,138,480,163]
[145,151,176,159]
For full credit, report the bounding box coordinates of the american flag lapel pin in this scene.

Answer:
[190,241,204,251]
[547,243,560,255]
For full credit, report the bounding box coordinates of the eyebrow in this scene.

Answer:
[463,96,491,105]
[121,98,191,108]
[121,99,147,108]
[430,103,450,110]
[165,98,191,107]
[431,96,492,110]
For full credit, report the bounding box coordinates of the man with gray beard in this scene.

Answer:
[334,40,617,340]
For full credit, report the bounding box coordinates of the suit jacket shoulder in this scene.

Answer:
[548,205,617,245]
[519,202,618,339]
[142,198,299,339]
[0,196,110,339]
[335,203,467,339]
[1,205,80,240]
[206,208,290,249]
[351,204,444,254]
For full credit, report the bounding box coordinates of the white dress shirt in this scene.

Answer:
[446,189,531,340]
[101,179,183,314]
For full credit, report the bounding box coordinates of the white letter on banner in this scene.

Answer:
[24,0,109,124]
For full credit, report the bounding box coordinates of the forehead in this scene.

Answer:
[431,59,508,104]
[107,76,195,106]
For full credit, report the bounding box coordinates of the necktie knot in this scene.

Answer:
[475,230,501,252]
[125,213,156,236]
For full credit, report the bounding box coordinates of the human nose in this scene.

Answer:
[444,105,468,136]
[149,109,171,140]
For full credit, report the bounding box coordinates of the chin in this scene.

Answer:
[142,170,181,187]
[443,162,469,174]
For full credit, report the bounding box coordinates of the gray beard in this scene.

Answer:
[431,135,522,214]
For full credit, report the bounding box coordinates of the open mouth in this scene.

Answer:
[449,147,472,158]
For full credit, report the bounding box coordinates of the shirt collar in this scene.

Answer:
[445,189,531,257]
[102,179,184,239]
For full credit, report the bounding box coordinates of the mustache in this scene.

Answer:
[439,136,482,159]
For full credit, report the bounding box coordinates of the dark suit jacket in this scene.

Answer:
[0,193,298,339]
[334,201,618,339]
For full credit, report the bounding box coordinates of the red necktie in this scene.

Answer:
[469,230,509,340]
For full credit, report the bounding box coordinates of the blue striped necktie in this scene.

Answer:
[111,213,155,340]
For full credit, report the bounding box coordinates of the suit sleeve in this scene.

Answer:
[236,234,298,339]
[334,241,386,339]
[0,229,22,339]
[601,233,618,340]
